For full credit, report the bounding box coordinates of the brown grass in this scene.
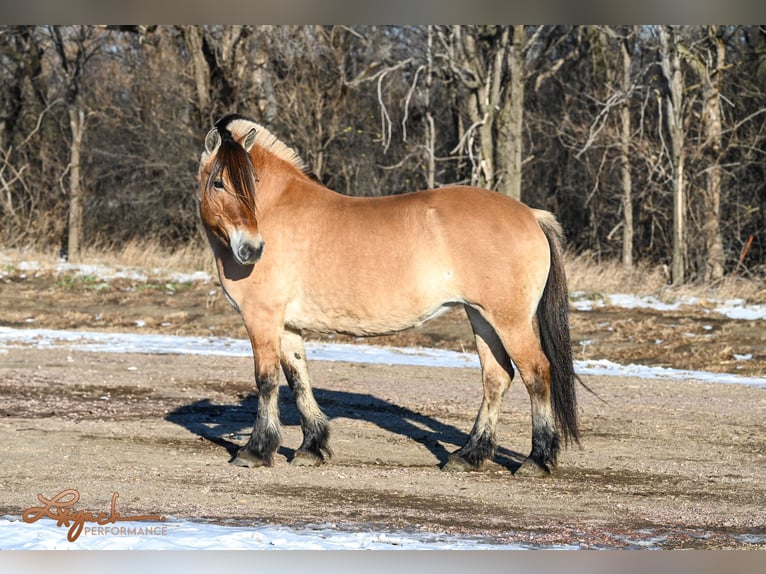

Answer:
[98,238,213,274]
[0,238,215,278]
[565,251,766,304]
[564,251,667,296]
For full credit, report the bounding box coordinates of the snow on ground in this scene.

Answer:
[1,326,764,388]
[1,256,213,285]
[571,291,766,321]
[0,326,535,550]
[0,516,534,550]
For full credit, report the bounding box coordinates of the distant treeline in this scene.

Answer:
[0,26,764,282]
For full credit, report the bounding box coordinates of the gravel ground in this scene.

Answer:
[1,346,764,549]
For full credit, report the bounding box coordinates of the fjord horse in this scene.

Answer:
[198,113,579,477]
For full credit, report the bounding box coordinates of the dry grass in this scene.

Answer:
[94,238,213,274]
[565,250,766,304]
[670,274,766,304]
[1,238,215,277]
[565,251,667,297]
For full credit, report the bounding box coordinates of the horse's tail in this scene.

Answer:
[533,209,580,446]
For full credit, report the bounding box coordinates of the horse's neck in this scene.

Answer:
[253,159,329,209]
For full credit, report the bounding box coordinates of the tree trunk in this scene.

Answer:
[179,26,212,127]
[49,26,98,263]
[424,26,436,189]
[476,108,494,188]
[701,26,726,282]
[442,26,512,191]
[67,104,85,262]
[620,31,633,269]
[660,26,686,285]
[497,25,524,200]
[252,44,277,123]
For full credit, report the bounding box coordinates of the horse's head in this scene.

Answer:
[198,115,264,266]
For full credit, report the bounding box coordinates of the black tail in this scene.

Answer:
[534,211,580,446]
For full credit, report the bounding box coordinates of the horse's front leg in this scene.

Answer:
[231,331,283,468]
[280,330,331,466]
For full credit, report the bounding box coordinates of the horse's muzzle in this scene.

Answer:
[235,240,264,265]
[230,231,265,266]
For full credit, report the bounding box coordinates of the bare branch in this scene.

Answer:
[724,107,766,134]
[401,64,425,143]
[18,98,64,148]
[450,115,486,155]
[343,57,412,87]
[376,68,393,152]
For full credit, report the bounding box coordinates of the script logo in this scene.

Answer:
[22,489,167,542]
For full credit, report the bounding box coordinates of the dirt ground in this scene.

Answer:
[0,271,765,548]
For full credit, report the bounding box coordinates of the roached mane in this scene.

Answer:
[206,113,308,174]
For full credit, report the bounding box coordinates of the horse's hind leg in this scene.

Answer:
[497,322,559,477]
[444,306,514,472]
[280,331,332,466]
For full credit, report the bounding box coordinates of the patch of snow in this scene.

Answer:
[1,327,764,390]
[0,516,536,550]
[573,293,766,321]
[2,255,212,284]
[56,262,149,283]
[575,358,765,388]
[166,270,212,283]
[714,299,766,321]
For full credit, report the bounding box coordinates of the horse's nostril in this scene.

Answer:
[238,244,253,262]
[235,239,264,265]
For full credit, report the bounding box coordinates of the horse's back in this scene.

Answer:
[412,185,548,246]
[319,185,546,251]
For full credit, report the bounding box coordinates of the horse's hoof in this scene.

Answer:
[514,458,552,478]
[230,449,270,468]
[291,450,324,467]
[442,454,479,472]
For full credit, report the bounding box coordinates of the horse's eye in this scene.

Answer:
[212,179,225,190]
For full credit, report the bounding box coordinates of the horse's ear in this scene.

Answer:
[205,128,221,154]
[243,128,257,152]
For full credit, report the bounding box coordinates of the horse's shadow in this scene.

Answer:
[165,386,526,472]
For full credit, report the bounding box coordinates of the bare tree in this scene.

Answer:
[659,25,687,285]
[178,25,256,129]
[402,24,437,189]
[496,25,525,200]
[424,27,437,189]
[575,26,639,268]
[437,25,510,192]
[619,27,637,269]
[50,25,103,262]
[682,26,726,281]
[251,35,277,124]
[0,27,45,230]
